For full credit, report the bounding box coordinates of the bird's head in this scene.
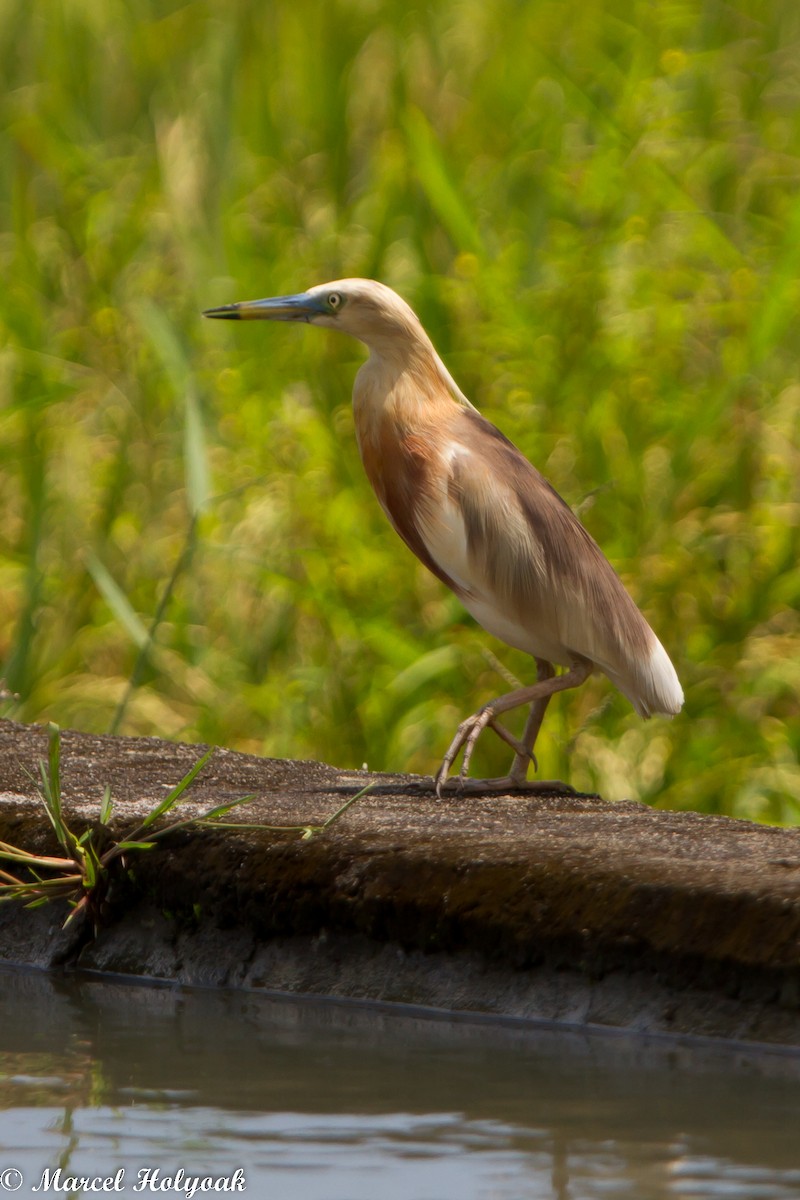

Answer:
[203,278,428,357]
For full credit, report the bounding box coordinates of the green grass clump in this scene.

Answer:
[0,724,369,928]
[0,725,237,929]
[0,0,799,822]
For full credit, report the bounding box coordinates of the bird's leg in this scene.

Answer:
[453,660,556,777]
[508,658,555,784]
[435,658,591,797]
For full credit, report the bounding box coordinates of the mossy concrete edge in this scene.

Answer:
[0,719,798,1047]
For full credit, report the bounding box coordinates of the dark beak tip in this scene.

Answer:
[202,306,240,320]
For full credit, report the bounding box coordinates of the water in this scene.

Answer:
[0,965,798,1199]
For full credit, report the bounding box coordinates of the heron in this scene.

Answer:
[204,279,683,795]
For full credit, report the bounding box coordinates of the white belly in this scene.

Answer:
[459,592,571,667]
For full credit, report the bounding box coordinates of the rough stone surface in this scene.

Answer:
[0,719,799,1047]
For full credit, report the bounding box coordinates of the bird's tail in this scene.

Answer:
[607,633,684,718]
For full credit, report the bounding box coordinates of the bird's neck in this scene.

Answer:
[353,341,462,446]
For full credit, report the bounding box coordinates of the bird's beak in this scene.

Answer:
[202,293,325,322]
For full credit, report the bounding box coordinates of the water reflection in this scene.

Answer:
[0,966,798,1198]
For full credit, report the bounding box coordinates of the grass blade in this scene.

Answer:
[184,387,210,518]
[135,298,210,516]
[86,554,150,649]
[107,516,198,736]
[135,748,215,831]
[403,107,483,256]
[0,845,74,868]
[100,784,113,825]
[46,722,61,816]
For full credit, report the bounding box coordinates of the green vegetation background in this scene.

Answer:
[1,0,798,822]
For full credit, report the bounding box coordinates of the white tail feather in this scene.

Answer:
[608,635,683,718]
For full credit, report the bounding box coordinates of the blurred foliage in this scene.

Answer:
[0,0,799,823]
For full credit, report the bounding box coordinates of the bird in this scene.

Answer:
[204,279,683,795]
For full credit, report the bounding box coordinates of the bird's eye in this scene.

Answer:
[327,292,343,311]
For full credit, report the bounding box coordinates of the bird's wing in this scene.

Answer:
[360,399,681,715]
[413,409,680,714]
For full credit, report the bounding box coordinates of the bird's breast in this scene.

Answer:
[355,404,463,593]
[358,424,571,663]
[356,405,539,613]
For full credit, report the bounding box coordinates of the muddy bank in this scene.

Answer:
[0,719,798,1046]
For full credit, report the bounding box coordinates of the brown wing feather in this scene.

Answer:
[451,409,654,663]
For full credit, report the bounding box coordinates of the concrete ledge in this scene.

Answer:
[0,719,798,1046]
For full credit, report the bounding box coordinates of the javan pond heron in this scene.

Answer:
[204,279,682,795]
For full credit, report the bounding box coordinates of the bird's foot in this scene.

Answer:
[434,706,539,798]
[435,775,575,797]
[434,706,500,796]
